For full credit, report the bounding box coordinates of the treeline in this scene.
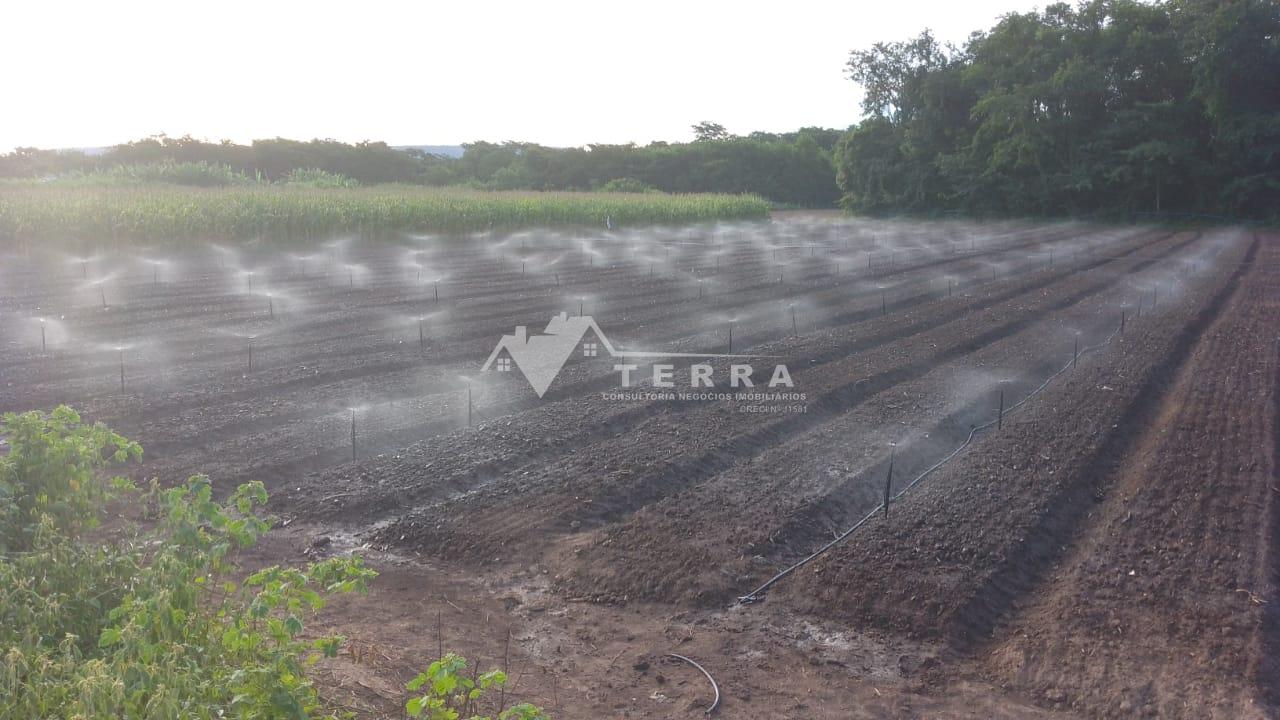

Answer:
[0,128,843,207]
[836,0,1280,220]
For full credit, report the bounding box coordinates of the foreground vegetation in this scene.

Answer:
[836,0,1279,220]
[0,407,548,719]
[0,184,769,246]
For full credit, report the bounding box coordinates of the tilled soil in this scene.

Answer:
[1,218,1272,718]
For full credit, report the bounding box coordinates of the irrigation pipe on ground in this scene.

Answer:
[667,653,721,715]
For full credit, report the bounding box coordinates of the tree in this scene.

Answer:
[692,121,730,142]
[834,0,1280,220]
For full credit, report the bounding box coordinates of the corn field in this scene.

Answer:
[0,185,770,248]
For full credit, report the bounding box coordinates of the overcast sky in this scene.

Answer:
[2,0,1048,152]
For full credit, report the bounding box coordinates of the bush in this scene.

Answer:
[0,406,376,719]
[405,653,547,720]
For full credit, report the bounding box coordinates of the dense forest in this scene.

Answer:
[837,0,1279,219]
[0,127,843,207]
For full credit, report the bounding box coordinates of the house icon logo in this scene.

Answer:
[481,312,613,397]
[482,312,762,397]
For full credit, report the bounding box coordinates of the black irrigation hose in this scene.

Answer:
[736,318,1129,604]
[667,653,721,715]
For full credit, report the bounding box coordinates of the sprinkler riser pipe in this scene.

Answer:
[883,450,895,518]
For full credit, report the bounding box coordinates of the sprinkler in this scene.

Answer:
[1121,308,1127,334]
[81,259,88,278]
[522,261,526,277]
[948,278,954,298]
[118,348,126,392]
[555,273,560,287]
[698,279,705,299]
[881,289,887,316]
[790,303,798,337]
[578,296,585,317]
[883,447,895,517]
[997,383,1006,430]
[727,320,734,354]
[99,284,107,308]
[434,279,440,301]
[267,292,275,320]
[349,268,354,288]
[246,271,255,291]
[39,318,46,351]
[418,317,425,351]
[1073,333,1080,369]
[247,336,255,372]
[350,408,357,461]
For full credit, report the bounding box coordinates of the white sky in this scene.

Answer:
[2,0,1047,152]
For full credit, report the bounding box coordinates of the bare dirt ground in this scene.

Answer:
[1,217,1273,718]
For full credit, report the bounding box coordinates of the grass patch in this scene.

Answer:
[0,184,769,247]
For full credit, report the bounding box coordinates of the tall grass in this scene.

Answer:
[0,184,769,247]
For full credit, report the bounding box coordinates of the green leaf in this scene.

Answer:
[97,627,122,648]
